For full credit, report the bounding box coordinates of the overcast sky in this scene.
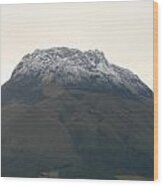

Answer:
[0,1,153,89]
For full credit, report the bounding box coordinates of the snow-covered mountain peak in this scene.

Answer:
[12,47,110,77]
[9,47,152,98]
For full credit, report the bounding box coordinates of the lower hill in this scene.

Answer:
[1,87,154,180]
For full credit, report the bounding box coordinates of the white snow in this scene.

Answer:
[11,47,152,97]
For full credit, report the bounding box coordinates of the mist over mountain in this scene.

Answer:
[1,47,154,180]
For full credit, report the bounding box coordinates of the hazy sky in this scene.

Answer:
[0,1,153,89]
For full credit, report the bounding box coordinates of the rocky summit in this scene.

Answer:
[12,47,153,96]
[2,47,152,105]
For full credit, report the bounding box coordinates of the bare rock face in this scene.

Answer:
[1,47,154,180]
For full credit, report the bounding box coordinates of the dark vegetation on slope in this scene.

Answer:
[1,88,154,180]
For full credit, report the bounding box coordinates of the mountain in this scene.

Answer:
[1,47,154,180]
